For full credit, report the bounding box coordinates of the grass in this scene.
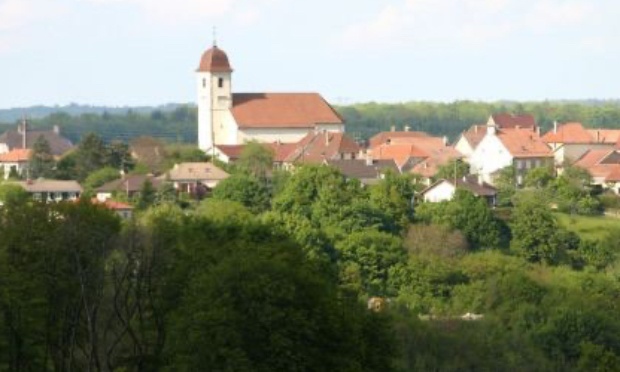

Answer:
[554,212,620,241]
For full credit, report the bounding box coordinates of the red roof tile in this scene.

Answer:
[410,147,462,178]
[491,113,537,129]
[231,93,343,129]
[0,148,31,162]
[368,131,430,148]
[460,124,488,150]
[284,132,360,164]
[542,122,593,143]
[372,143,428,168]
[497,128,552,158]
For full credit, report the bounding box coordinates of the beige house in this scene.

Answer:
[11,179,82,202]
[419,176,497,206]
[197,44,344,152]
[165,162,229,193]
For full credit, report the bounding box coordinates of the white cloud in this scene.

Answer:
[337,0,597,50]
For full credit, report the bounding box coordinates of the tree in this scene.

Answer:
[74,133,108,181]
[523,166,555,189]
[510,192,573,264]
[106,140,134,172]
[28,135,55,179]
[494,165,517,206]
[369,171,415,233]
[82,166,121,193]
[136,179,157,210]
[236,141,274,179]
[435,159,470,181]
[212,173,271,214]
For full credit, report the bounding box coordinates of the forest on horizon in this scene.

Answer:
[1,99,620,144]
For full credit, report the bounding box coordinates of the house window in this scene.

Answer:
[218,78,224,88]
[202,78,206,88]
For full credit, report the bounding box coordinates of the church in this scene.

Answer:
[196,43,345,151]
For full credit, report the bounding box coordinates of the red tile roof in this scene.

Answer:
[497,128,552,158]
[91,198,133,210]
[368,131,430,148]
[284,132,360,164]
[410,147,462,178]
[542,122,593,144]
[574,149,620,182]
[587,129,620,144]
[460,124,487,150]
[372,143,428,168]
[0,148,31,162]
[491,113,537,129]
[214,144,246,161]
[197,45,233,72]
[231,93,344,129]
[215,142,298,163]
[541,122,620,145]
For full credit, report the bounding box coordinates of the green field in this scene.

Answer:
[554,212,620,240]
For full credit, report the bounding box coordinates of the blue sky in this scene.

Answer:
[1,0,619,108]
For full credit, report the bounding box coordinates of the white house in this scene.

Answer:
[11,179,82,202]
[419,176,497,205]
[469,122,553,185]
[0,148,30,179]
[196,44,344,152]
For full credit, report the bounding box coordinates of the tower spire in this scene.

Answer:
[212,26,217,47]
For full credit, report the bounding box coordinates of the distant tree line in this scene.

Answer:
[3,100,620,146]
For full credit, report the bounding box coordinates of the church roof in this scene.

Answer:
[231,93,344,129]
[197,45,233,73]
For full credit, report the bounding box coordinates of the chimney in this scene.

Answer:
[536,126,540,136]
[475,125,478,133]
[553,121,558,134]
[366,150,373,166]
[596,130,600,142]
[443,136,448,146]
[325,131,330,146]
[390,125,396,132]
[477,173,484,185]
[53,125,60,134]
[21,119,27,149]
[404,125,410,132]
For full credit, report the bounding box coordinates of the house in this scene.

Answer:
[419,176,497,205]
[0,149,31,179]
[11,179,82,202]
[542,122,620,165]
[370,134,451,172]
[197,44,344,151]
[454,124,486,161]
[282,131,360,167]
[574,149,620,194]
[96,174,162,202]
[212,142,297,166]
[368,128,430,148]
[91,198,134,219]
[455,113,537,161]
[165,162,229,193]
[325,158,400,185]
[0,121,73,156]
[469,123,553,186]
[408,147,463,186]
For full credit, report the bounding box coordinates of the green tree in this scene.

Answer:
[74,133,108,181]
[136,179,157,210]
[212,173,271,214]
[235,141,274,179]
[510,193,573,264]
[435,159,470,181]
[28,135,55,179]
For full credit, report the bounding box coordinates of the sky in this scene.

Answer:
[1,0,619,108]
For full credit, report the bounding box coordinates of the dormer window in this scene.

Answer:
[218,78,224,88]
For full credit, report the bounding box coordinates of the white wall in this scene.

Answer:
[238,128,313,144]
[423,181,456,203]
[454,136,474,161]
[197,71,232,150]
[469,134,512,184]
